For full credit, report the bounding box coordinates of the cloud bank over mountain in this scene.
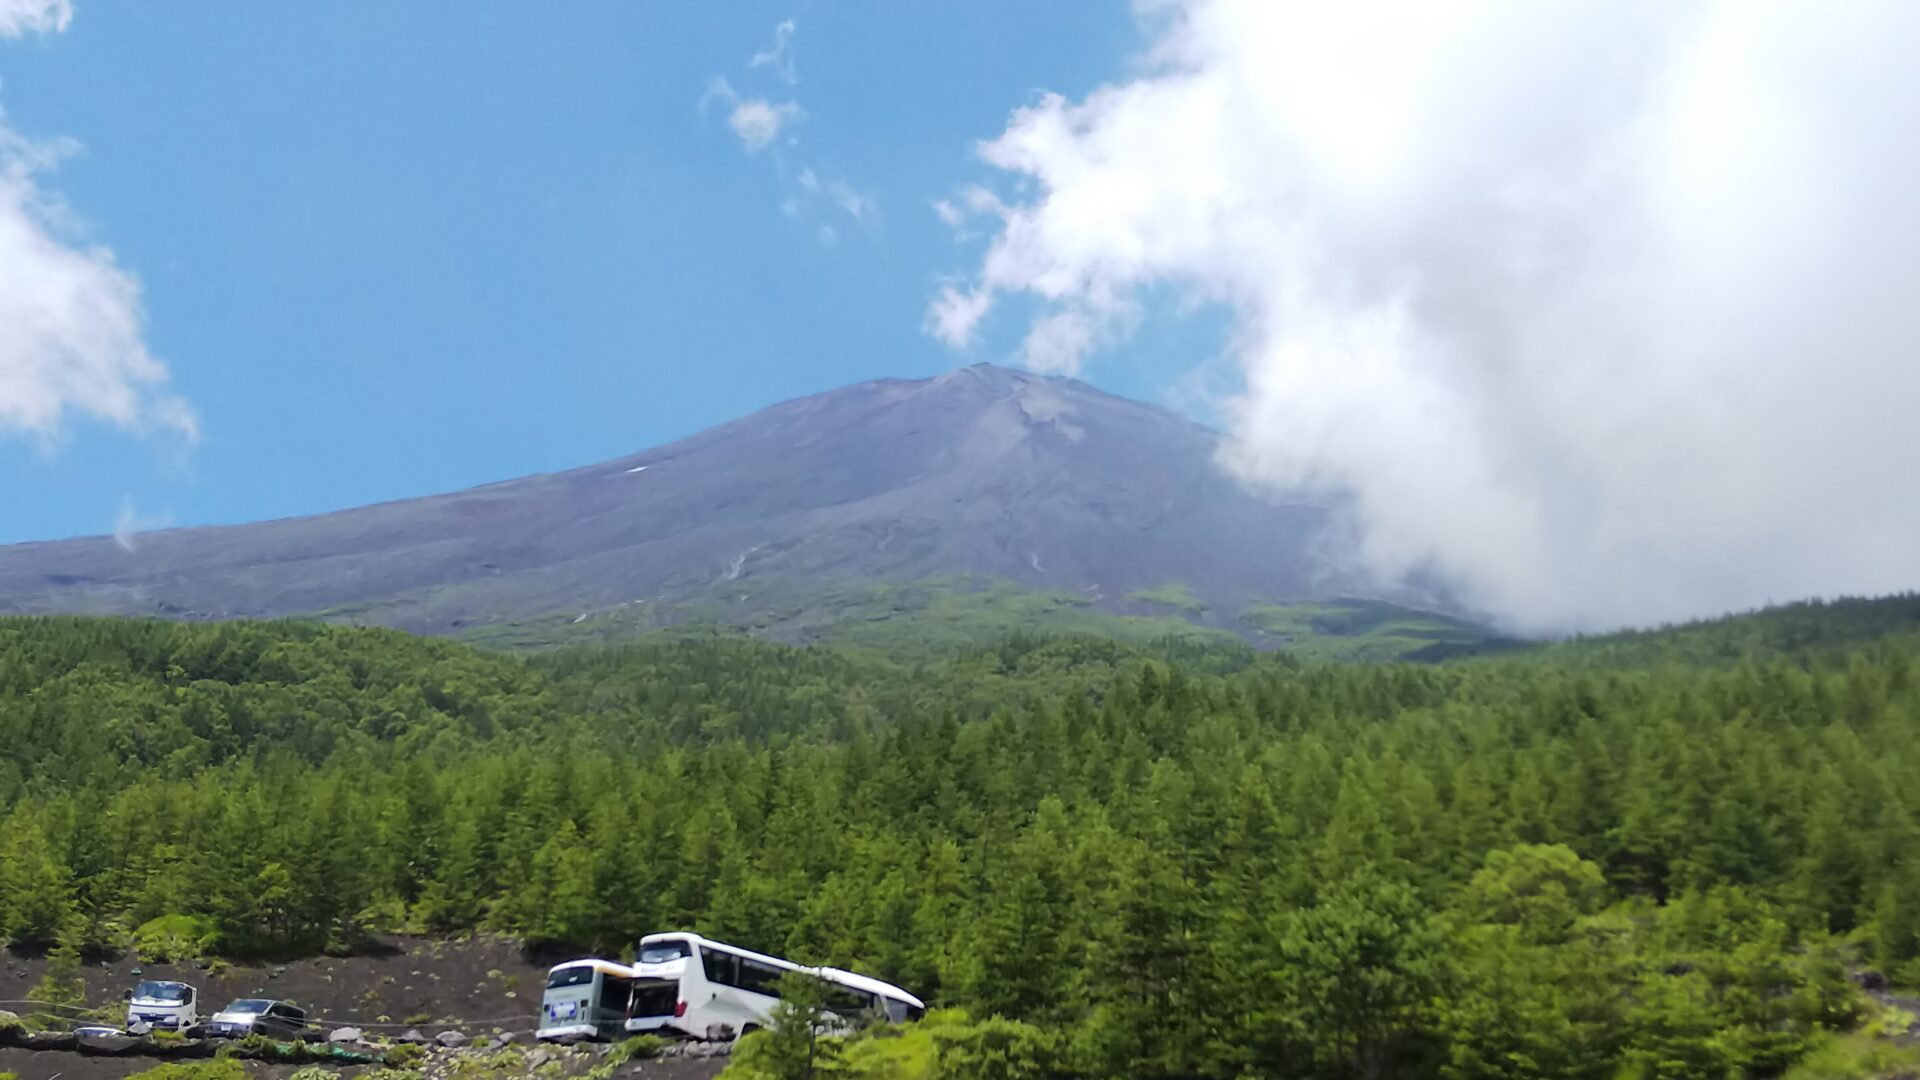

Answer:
[935,0,1920,633]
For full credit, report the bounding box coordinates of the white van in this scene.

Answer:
[125,980,198,1031]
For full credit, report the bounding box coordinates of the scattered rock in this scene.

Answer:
[398,1028,430,1044]
[526,1048,551,1069]
[329,1027,365,1044]
[270,966,287,979]
[436,1030,470,1048]
[1852,969,1890,991]
[496,1031,520,1045]
[77,1030,142,1054]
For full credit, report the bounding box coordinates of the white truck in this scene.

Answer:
[125,980,198,1032]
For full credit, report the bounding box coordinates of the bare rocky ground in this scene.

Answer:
[0,1043,729,1080]
[0,936,727,1080]
[0,936,550,1039]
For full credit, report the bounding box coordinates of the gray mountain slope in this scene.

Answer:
[0,364,1401,637]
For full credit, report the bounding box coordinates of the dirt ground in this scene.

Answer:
[0,935,554,1038]
[0,936,733,1080]
[0,1044,730,1080]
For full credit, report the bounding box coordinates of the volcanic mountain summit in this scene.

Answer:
[0,365,1440,645]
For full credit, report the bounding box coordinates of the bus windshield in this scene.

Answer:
[637,941,690,964]
[546,967,596,989]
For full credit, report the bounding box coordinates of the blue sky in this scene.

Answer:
[0,1,1205,545]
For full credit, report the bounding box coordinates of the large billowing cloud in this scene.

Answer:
[0,4,195,445]
[934,0,1920,633]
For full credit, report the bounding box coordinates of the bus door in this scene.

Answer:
[625,979,680,1032]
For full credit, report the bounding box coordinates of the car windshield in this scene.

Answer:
[134,982,189,1003]
[547,967,596,989]
[638,941,689,964]
[226,1000,274,1014]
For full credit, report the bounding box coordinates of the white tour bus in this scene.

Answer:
[537,932,924,1042]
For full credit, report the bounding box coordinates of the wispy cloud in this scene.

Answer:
[0,0,71,38]
[0,5,197,447]
[798,167,874,225]
[703,77,803,153]
[703,20,877,248]
[113,496,172,552]
[748,19,797,85]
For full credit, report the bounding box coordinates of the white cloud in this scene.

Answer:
[1021,310,1098,375]
[0,0,70,38]
[749,19,797,85]
[927,285,992,348]
[0,8,195,447]
[727,98,801,152]
[936,0,1920,633]
[704,79,802,153]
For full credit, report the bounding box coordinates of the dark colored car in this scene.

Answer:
[207,999,308,1040]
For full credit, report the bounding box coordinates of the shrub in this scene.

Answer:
[1781,1031,1920,1080]
[131,916,219,964]
[125,1061,248,1080]
[384,1041,427,1069]
[608,1035,668,1064]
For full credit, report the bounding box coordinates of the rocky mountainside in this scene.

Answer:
[0,364,1446,645]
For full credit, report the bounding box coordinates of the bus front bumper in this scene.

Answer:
[536,1024,598,1042]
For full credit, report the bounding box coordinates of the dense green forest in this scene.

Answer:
[3,599,1920,1079]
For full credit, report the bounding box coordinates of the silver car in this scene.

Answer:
[207,999,308,1040]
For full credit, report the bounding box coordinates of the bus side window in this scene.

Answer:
[824,984,877,1016]
[701,948,741,988]
[738,959,784,998]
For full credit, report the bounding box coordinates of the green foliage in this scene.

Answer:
[732,970,850,1080]
[27,936,86,1013]
[383,1041,427,1069]
[607,1034,668,1064]
[744,1010,1065,1080]
[1240,598,1505,661]
[1251,869,1451,1079]
[1126,583,1209,614]
[132,914,219,963]
[125,1061,248,1080]
[3,602,1920,1079]
[1781,1031,1920,1080]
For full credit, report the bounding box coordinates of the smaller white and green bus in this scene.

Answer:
[537,959,643,1042]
